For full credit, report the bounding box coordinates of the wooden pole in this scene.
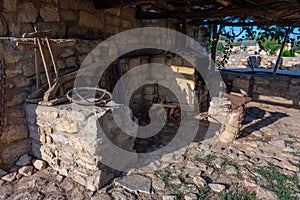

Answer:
[34,38,42,88]
[36,37,52,88]
[211,25,219,70]
[273,27,291,76]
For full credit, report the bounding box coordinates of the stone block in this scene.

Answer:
[33,160,47,170]
[79,11,104,29]
[54,120,77,133]
[129,58,141,68]
[36,106,59,122]
[15,154,32,166]
[0,139,31,170]
[104,8,121,16]
[291,78,300,86]
[11,77,32,88]
[61,10,78,21]
[232,77,249,89]
[17,2,38,23]
[0,18,8,36]
[3,0,17,12]
[105,16,121,27]
[59,0,80,10]
[151,55,166,64]
[23,64,35,77]
[18,166,34,176]
[253,76,270,86]
[121,20,134,29]
[4,52,22,64]
[105,25,119,35]
[40,4,60,22]
[0,125,28,145]
[1,172,17,182]
[121,7,136,21]
[6,69,23,78]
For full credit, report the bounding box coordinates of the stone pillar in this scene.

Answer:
[218,93,251,144]
[25,102,137,191]
[218,109,244,143]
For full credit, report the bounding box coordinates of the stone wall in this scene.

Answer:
[0,37,102,169]
[0,0,181,39]
[116,54,209,115]
[221,71,300,107]
[0,0,181,170]
[25,102,136,191]
[0,0,137,39]
[0,0,210,171]
[221,52,300,70]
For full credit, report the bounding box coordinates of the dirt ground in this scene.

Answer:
[0,102,299,200]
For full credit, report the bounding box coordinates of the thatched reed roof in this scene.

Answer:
[94,0,300,26]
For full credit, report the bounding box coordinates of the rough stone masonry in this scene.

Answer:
[25,102,137,191]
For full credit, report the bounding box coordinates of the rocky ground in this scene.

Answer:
[0,102,299,200]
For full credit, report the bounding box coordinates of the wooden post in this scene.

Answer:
[273,27,291,76]
[211,24,219,70]
[34,38,42,88]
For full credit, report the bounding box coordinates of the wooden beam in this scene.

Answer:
[211,25,219,64]
[187,20,300,27]
[22,30,51,38]
[16,42,39,48]
[215,0,231,7]
[136,8,275,19]
[94,0,160,9]
[136,8,300,26]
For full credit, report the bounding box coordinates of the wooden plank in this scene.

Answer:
[38,96,69,106]
[22,30,51,38]
[230,92,245,97]
[153,103,179,108]
[16,42,39,48]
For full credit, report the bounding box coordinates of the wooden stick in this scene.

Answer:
[25,98,43,104]
[45,36,64,96]
[36,36,52,88]
[39,96,69,106]
[273,27,291,76]
[16,42,39,48]
[22,30,51,38]
[230,92,245,97]
[27,82,48,99]
[45,36,60,79]
[34,38,42,88]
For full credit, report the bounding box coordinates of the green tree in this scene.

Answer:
[258,37,282,55]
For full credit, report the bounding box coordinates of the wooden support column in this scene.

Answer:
[273,27,291,76]
[211,25,219,70]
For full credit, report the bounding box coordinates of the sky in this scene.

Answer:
[223,26,300,40]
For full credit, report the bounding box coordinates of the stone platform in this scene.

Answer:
[25,102,137,191]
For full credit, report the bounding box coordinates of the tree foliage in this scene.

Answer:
[258,37,282,55]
